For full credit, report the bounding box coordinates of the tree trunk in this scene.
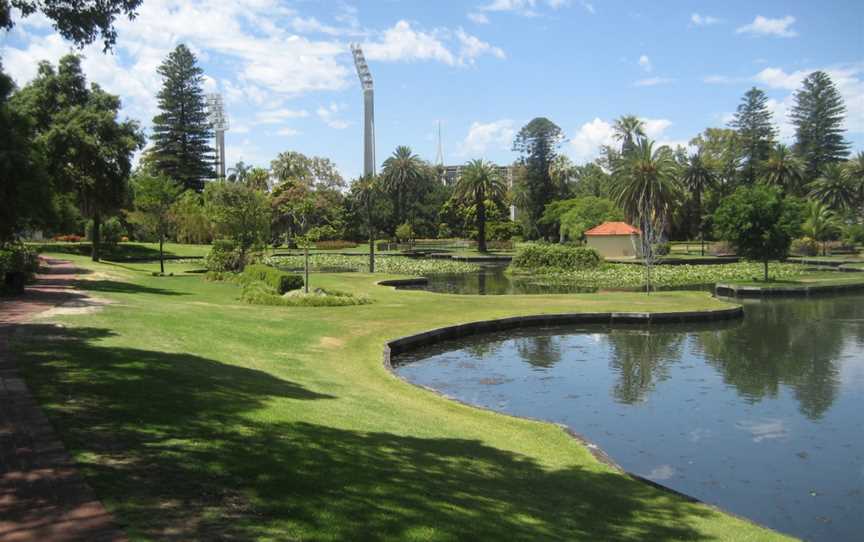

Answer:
[304,246,310,294]
[477,193,487,253]
[159,233,165,275]
[368,234,375,273]
[91,212,101,262]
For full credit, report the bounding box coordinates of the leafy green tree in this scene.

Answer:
[0,62,51,245]
[0,0,142,50]
[809,162,857,211]
[728,87,776,184]
[12,55,144,261]
[203,181,270,258]
[612,115,646,155]
[245,168,270,191]
[512,117,565,239]
[612,139,681,228]
[270,151,345,190]
[381,146,426,227]
[558,197,623,242]
[761,143,805,196]
[129,172,183,273]
[689,128,743,198]
[150,44,214,191]
[548,155,577,197]
[714,185,803,281]
[842,151,864,212]
[453,160,507,252]
[227,161,252,183]
[349,175,387,272]
[680,151,716,254]
[570,162,614,199]
[791,71,851,178]
[802,201,840,255]
[171,191,211,244]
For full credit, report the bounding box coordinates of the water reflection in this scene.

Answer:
[394,295,864,542]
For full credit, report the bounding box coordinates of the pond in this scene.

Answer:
[393,294,864,542]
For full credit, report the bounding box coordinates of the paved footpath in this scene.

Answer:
[0,259,126,542]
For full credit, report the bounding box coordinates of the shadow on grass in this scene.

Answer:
[12,324,718,541]
[74,279,188,296]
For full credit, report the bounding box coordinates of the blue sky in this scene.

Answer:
[2,0,862,179]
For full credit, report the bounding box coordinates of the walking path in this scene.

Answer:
[0,259,126,542]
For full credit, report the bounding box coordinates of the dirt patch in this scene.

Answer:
[33,291,113,317]
[318,336,345,348]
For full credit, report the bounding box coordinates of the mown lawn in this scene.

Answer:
[11,253,792,541]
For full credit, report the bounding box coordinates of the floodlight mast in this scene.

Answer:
[206,93,229,179]
[351,43,375,177]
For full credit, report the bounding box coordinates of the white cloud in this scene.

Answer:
[316,103,350,129]
[456,29,506,63]
[363,21,504,66]
[690,13,721,26]
[635,77,673,87]
[460,119,515,156]
[754,67,808,90]
[737,15,798,38]
[568,117,675,162]
[275,127,301,137]
[638,54,652,72]
[467,12,490,24]
[255,108,310,125]
[579,1,595,14]
[479,0,570,17]
[703,75,739,84]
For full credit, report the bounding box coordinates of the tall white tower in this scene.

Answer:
[350,44,375,176]
[206,93,229,179]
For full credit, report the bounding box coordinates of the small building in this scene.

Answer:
[584,222,641,259]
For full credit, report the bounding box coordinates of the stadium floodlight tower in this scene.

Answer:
[206,93,229,179]
[351,43,375,176]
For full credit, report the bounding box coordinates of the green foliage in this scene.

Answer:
[791,71,851,179]
[314,240,357,250]
[612,115,646,154]
[809,163,858,211]
[454,159,508,251]
[653,242,671,256]
[129,171,183,242]
[550,197,624,242]
[0,0,143,50]
[612,139,682,225]
[761,144,805,195]
[266,254,479,275]
[240,280,370,307]
[149,44,214,191]
[486,221,521,241]
[512,117,565,239]
[242,264,303,294]
[204,181,271,252]
[713,185,804,279]
[395,223,415,243]
[270,151,345,191]
[86,217,123,247]
[790,237,819,256]
[171,190,211,244]
[842,223,864,245]
[204,239,245,272]
[728,87,776,184]
[510,244,601,272]
[0,244,38,294]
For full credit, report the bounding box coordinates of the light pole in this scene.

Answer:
[350,44,375,177]
[206,93,229,179]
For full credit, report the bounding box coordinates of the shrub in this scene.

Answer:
[242,264,303,294]
[842,224,864,246]
[790,237,819,256]
[314,240,358,250]
[52,234,84,242]
[486,240,514,251]
[653,242,671,256]
[204,239,246,272]
[487,221,522,241]
[510,244,601,272]
[240,280,370,307]
[0,245,39,294]
[85,217,123,247]
[396,223,415,243]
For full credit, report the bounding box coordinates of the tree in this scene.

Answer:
[689,128,743,198]
[761,144,805,196]
[270,151,345,191]
[809,162,857,211]
[203,181,270,258]
[129,172,183,274]
[728,87,776,185]
[381,146,426,227]
[0,0,142,50]
[454,160,507,252]
[612,115,646,155]
[612,139,681,291]
[0,62,51,245]
[548,155,577,197]
[801,201,840,256]
[791,71,851,179]
[680,151,716,254]
[350,175,387,272]
[512,117,565,239]
[227,161,252,183]
[150,44,214,192]
[245,168,270,191]
[12,55,144,261]
[171,191,211,244]
[714,185,803,281]
[555,197,623,242]
[842,151,864,213]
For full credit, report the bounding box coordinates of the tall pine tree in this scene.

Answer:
[728,87,776,185]
[790,71,850,180]
[150,44,214,191]
[512,117,564,239]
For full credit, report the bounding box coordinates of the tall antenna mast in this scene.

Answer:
[206,93,229,179]
[351,44,375,176]
[435,121,444,167]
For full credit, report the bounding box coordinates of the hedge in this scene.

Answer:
[1,245,39,295]
[510,244,601,272]
[242,264,303,294]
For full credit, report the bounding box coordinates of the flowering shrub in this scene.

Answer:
[52,234,84,242]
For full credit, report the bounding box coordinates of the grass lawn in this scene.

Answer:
[11,253,791,541]
[726,270,864,288]
[28,241,212,260]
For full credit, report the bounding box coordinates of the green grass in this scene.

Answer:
[11,252,791,541]
[726,271,864,288]
[28,241,212,260]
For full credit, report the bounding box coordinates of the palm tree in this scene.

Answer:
[454,160,507,252]
[802,200,840,255]
[548,155,576,198]
[680,151,716,255]
[761,144,805,195]
[809,163,857,211]
[353,174,382,272]
[381,146,425,226]
[227,161,252,183]
[612,139,682,227]
[843,151,864,212]
[613,115,646,155]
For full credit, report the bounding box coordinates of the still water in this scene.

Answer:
[394,295,864,541]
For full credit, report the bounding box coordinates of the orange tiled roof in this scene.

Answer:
[584,221,641,236]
